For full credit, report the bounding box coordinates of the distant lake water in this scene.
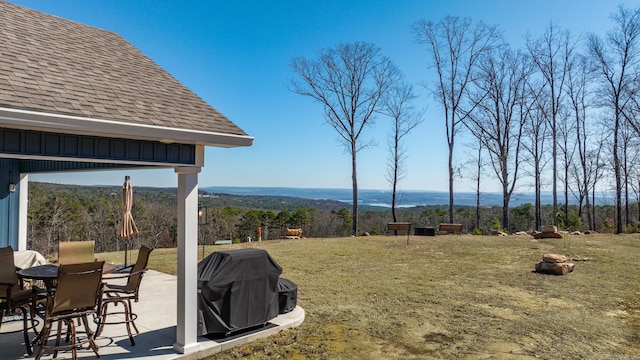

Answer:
[202,186,617,207]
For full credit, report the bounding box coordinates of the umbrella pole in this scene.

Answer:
[124,240,128,266]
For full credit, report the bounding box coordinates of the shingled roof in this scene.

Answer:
[0,1,252,147]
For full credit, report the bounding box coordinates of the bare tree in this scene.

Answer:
[558,109,577,227]
[588,5,640,233]
[379,81,423,222]
[620,120,640,227]
[138,202,175,248]
[566,53,593,228]
[629,148,640,223]
[291,42,401,235]
[83,196,119,253]
[590,133,608,230]
[473,139,484,231]
[466,47,533,230]
[527,22,575,224]
[522,81,550,230]
[413,16,501,224]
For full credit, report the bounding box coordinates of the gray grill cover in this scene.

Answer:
[197,248,282,335]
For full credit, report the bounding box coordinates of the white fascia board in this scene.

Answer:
[0,107,254,148]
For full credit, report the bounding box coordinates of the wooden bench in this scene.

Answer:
[388,222,412,245]
[284,228,303,239]
[387,222,412,234]
[438,223,462,234]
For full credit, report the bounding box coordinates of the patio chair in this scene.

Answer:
[95,246,153,346]
[0,246,37,356]
[35,261,104,360]
[57,240,95,264]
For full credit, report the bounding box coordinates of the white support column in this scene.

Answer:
[17,174,28,251]
[173,166,201,354]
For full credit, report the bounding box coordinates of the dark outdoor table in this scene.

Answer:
[18,264,58,293]
[18,262,117,292]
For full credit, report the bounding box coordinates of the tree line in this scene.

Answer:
[26,182,634,258]
[291,5,640,235]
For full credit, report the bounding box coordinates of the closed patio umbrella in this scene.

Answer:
[119,175,139,266]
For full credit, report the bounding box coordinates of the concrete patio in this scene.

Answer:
[1,270,305,359]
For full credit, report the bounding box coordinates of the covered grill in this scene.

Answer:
[197,248,282,335]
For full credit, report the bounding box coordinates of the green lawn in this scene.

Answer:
[98,234,640,359]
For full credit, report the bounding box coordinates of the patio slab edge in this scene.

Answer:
[173,306,305,360]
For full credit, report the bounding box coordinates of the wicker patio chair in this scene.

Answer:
[95,246,153,346]
[0,246,37,356]
[35,261,104,360]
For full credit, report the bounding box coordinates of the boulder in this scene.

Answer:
[532,228,563,239]
[535,261,575,275]
[542,253,567,263]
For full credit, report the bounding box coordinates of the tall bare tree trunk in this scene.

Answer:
[475,141,482,230]
[448,141,454,223]
[380,82,422,225]
[351,141,358,235]
[291,42,402,238]
[527,23,573,225]
[588,6,640,234]
[413,17,500,225]
[614,113,622,233]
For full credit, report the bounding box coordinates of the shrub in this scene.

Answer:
[623,224,639,234]
[566,214,582,232]
[489,218,504,233]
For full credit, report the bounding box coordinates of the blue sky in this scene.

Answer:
[15,0,636,192]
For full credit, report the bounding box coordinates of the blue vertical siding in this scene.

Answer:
[0,159,20,249]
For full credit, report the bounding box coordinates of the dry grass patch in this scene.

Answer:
[98,234,640,359]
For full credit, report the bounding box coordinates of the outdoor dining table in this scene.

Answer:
[18,262,117,293]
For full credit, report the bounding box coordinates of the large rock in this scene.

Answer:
[542,253,567,263]
[535,261,575,275]
[541,225,558,233]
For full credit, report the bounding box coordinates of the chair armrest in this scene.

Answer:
[102,268,147,281]
[0,280,16,286]
[115,264,134,273]
[102,273,129,280]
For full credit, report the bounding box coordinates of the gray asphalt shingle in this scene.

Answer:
[0,1,248,137]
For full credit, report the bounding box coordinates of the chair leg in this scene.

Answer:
[35,320,52,360]
[127,299,140,335]
[82,314,100,357]
[54,320,63,358]
[19,306,33,356]
[95,302,108,337]
[68,319,78,360]
[121,300,135,346]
